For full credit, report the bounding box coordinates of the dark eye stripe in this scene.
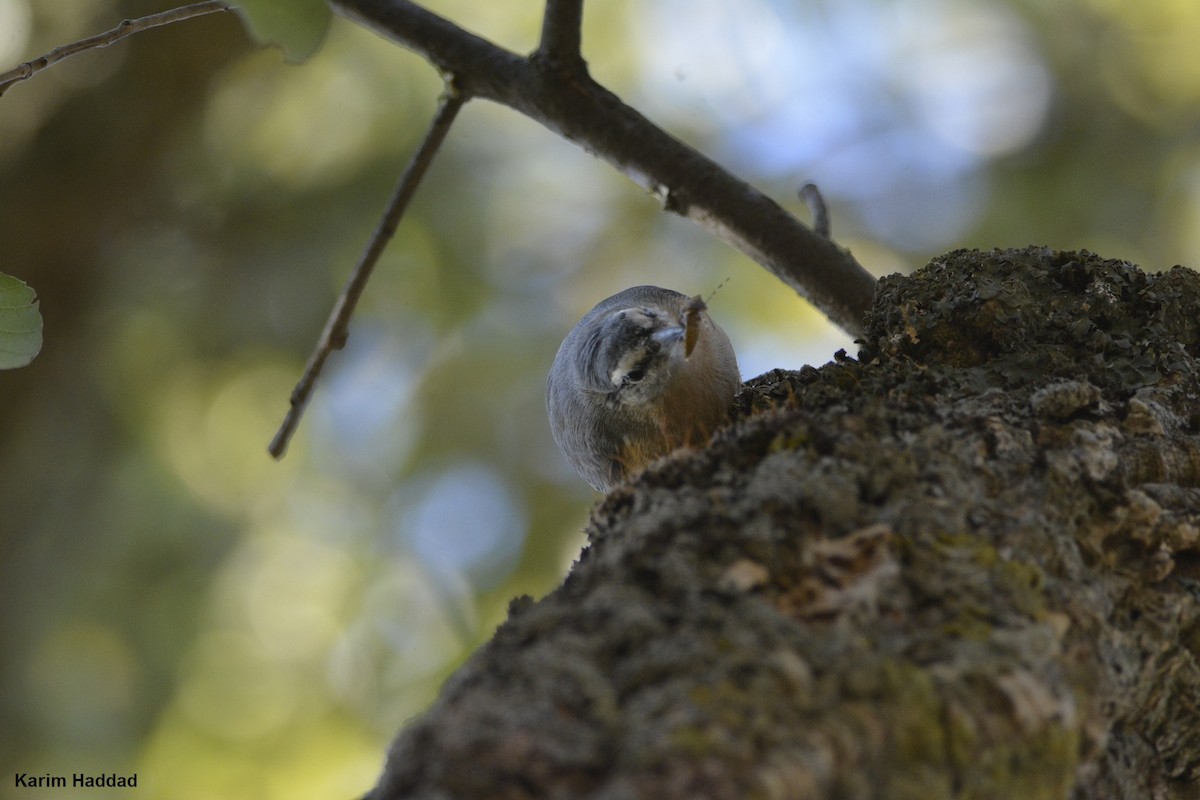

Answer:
[618,351,657,387]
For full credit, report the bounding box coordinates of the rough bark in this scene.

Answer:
[368,247,1200,799]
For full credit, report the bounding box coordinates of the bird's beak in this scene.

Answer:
[652,325,693,361]
[651,326,685,346]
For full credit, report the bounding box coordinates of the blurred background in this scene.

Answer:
[2,0,1198,797]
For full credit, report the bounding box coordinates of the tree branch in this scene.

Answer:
[268,87,467,459]
[0,1,231,97]
[367,248,1200,799]
[536,0,586,73]
[332,0,878,337]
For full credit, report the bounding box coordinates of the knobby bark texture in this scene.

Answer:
[368,247,1200,799]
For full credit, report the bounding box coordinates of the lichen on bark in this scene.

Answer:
[369,247,1200,800]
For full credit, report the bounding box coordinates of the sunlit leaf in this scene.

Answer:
[0,273,43,369]
[233,0,331,64]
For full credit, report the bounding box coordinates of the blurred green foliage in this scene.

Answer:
[234,0,332,64]
[0,273,42,368]
[2,0,1199,797]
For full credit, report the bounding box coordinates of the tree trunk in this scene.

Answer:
[368,247,1200,799]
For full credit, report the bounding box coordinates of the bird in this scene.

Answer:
[547,285,741,491]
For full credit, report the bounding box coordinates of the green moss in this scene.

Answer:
[878,661,1080,800]
[956,722,1079,800]
[670,725,720,757]
[996,559,1046,617]
[881,661,948,765]
[928,530,999,566]
[767,428,809,453]
[904,527,1048,629]
[942,699,979,775]
[886,770,955,800]
[939,614,995,641]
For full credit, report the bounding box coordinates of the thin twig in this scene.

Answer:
[799,183,830,238]
[0,1,230,97]
[268,87,467,459]
[537,0,585,72]
[333,0,877,336]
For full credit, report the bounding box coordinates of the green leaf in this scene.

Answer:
[0,273,43,370]
[233,0,332,64]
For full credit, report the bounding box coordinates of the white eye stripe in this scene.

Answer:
[613,307,659,327]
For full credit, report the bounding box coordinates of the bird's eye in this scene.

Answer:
[610,347,652,389]
[624,366,646,384]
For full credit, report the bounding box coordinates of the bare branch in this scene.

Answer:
[333,0,877,336]
[0,1,231,97]
[537,0,586,73]
[800,183,830,238]
[268,87,467,459]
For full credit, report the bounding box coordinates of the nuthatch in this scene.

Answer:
[547,286,741,491]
